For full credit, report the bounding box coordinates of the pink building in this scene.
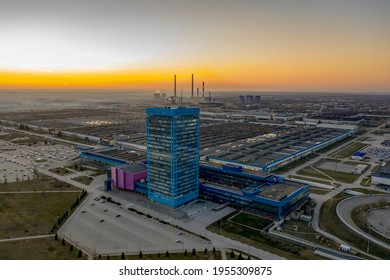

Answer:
[111,163,147,191]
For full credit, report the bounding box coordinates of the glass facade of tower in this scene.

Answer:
[146,106,200,207]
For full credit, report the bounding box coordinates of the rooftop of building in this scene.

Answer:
[147,106,200,116]
[117,163,147,174]
[200,160,272,178]
[204,127,351,168]
[201,179,306,202]
[373,164,390,179]
[87,147,146,163]
[256,183,300,200]
[352,152,367,157]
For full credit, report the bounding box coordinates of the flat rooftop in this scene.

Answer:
[202,182,243,195]
[91,147,146,163]
[200,161,272,178]
[373,164,390,179]
[207,127,350,168]
[257,183,300,200]
[202,180,304,202]
[119,163,147,174]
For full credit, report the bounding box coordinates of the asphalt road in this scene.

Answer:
[337,195,390,251]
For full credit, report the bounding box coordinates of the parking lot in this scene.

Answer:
[364,147,390,162]
[0,139,79,183]
[60,195,209,255]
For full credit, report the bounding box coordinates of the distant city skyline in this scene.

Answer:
[0,0,389,92]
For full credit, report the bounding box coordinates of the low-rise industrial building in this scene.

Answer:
[81,148,309,219]
[207,128,353,172]
[199,162,309,220]
[351,152,367,161]
[80,147,146,168]
[372,164,390,186]
[111,163,147,191]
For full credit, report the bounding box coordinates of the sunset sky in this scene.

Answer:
[0,0,389,92]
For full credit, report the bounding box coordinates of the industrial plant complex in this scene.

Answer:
[72,76,313,218]
[1,85,390,261]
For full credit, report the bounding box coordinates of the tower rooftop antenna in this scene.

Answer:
[191,74,194,98]
[166,74,181,105]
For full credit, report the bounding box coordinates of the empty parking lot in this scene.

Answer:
[59,195,209,256]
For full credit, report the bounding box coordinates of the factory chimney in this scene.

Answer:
[202,82,205,100]
[191,74,194,98]
[180,88,183,107]
[197,87,199,98]
[174,74,176,99]
[209,91,211,103]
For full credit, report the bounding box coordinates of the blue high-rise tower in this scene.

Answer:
[146,106,200,207]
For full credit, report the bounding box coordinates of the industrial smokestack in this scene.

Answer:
[191,74,194,98]
[202,82,205,100]
[180,88,183,107]
[174,74,176,99]
[209,91,211,103]
[197,87,199,98]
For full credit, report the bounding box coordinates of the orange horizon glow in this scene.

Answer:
[1,62,389,92]
[1,39,389,92]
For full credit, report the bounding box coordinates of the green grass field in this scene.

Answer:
[229,212,273,230]
[281,220,339,249]
[360,177,371,186]
[0,174,79,192]
[310,187,332,195]
[49,167,72,176]
[66,162,87,172]
[0,192,81,239]
[297,167,332,181]
[317,168,360,183]
[225,249,257,260]
[207,212,325,260]
[73,176,93,185]
[332,142,368,159]
[371,165,382,174]
[297,165,360,184]
[0,237,86,260]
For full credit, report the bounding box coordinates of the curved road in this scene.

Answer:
[337,195,390,251]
